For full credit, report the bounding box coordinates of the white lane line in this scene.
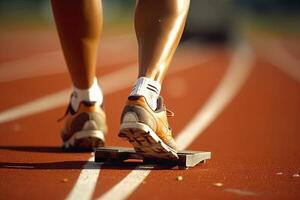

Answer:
[0,48,211,124]
[95,169,151,200]
[0,48,211,200]
[224,188,257,196]
[67,54,212,200]
[0,64,136,124]
[0,37,207,83]
[96,168,151,200]
[176,41,254,150]
[65,157,102,200]
[0,51,64,82]
[96,41,254,200]
[0,34,135,82]
[259,40,300,82]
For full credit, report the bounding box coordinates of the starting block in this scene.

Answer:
[94,147,211,168]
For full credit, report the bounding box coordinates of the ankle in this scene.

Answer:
[71,77,103,111]
[130,77,161,110]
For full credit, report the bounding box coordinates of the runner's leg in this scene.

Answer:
[51,0,102,89]
[119,0,190,159]
[51,0,107,150]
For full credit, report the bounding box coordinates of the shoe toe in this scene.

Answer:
[166,138,178,151]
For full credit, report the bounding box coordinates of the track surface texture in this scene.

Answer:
[0,28,300,200]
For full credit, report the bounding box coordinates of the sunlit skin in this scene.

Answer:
[51,0,190,88]
[135,0,190,83]
[51,0,102,89]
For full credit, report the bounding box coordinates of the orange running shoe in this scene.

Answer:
[119,95,178,160]
[60,101,107,151]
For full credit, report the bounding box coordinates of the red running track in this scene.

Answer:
[0,29,299,200]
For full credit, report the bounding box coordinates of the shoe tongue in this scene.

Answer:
[128,95,141,101]
[128,95,164,112]
[82,101,97,107]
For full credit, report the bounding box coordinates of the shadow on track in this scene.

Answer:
[0,161,185,170]
[0,146,203,170]
[0,145,97,153]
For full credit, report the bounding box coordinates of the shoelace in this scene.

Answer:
[57,104,72,122]
[57,99,102,122]
[166,109,175,117]
[57,93,75,122]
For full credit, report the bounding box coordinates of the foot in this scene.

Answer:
[60,101,107,151]
[119,95,178,160]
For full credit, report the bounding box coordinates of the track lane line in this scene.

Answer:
[0,34,135,82]
[96,41,254,200]
[65,56,213,200]
[176,41,254,149]
[259,40,300,82]
[65,157,102,200]
[0,48,212,200]
[0,47,211,124]
[0,64,136,124]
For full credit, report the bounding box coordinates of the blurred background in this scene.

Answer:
[1,0,299,79]
[0,0,299,91]
[1,0,300,102]
[0,0,299,44]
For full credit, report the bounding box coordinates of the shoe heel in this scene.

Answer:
[62,130,105,150]
[118,121,148,137]
[121,112,140,123]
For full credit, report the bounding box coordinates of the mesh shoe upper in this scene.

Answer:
[61,101,107,143]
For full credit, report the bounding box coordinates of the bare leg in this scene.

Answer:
[51,0,102,89]
[118,0,190,159]
[135,0,190,84]
[51,0,106,151]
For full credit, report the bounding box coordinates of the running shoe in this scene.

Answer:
[59,101,107,151]
[118,95,178,160]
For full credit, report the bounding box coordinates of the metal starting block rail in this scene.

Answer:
[94,147,211,168]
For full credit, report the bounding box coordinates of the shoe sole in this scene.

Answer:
[62,130,105,151]
[119,122,178,160]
